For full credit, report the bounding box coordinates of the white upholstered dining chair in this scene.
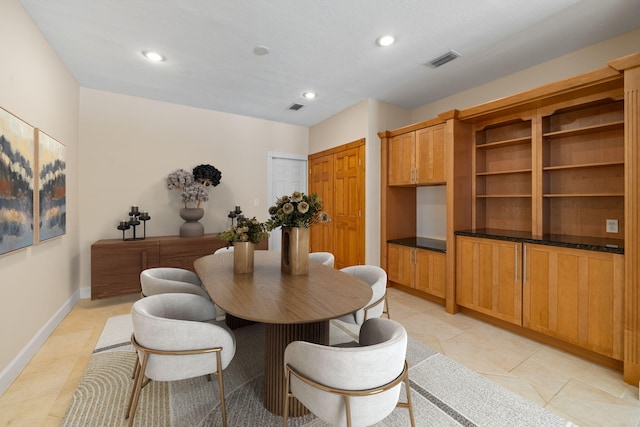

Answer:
[309,251,335,268]
[337,265,390,324]
[283,317,414,427]
[140,267,210,300]
[126,293,236,427]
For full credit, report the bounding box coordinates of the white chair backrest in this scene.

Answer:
[284,318,407,426]
[131,293,235,381]
[309,252,335,268]
[214,246,234,254]
[140,267,210,300]
[339,265,387,324]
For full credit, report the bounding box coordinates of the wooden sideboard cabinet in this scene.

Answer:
[387,240,446,300]
[456,234,624,360]
[455,235,523,325]
[523,243,624,360]
[91,234,268,300]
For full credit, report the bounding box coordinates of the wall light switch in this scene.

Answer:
[606,219,619,233]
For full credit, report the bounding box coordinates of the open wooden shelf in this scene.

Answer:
[543,120,624,139]
[543,161,624,171]
[477,194,532,198]
[543,193,625,198]
[477,168,532,176]
[476,136,531,149]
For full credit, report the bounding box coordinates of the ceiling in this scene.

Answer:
[17,0,640,127]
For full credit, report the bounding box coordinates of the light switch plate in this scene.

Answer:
[606,219,619,233]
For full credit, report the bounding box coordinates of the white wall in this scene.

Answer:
[0,0,80,393]
[78,88,309,290]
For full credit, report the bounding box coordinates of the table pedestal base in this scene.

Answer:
[264,321,330,417]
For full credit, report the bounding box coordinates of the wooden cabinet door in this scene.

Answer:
[416,124,446,184]
[456,236,522,325]
[91,240,160,300]
[523,243,624,359]
[309,153,334,254]
[387,244,414,287]
[415,249,446,298]
[388,132,415,185]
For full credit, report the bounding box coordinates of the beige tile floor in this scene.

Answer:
[1,288,639,426]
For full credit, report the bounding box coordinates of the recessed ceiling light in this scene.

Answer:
[253,45,270,56]
[142,51,165,62]
[302,91,317,100]
[376,35,395,47]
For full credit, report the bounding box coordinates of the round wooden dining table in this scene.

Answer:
[194,250,373,417]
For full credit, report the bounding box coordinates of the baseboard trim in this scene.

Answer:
[0,289,81,395]
[80,286,91,299]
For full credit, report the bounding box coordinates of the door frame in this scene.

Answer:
[267,151,308,250]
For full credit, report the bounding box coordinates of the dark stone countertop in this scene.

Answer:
[387,237,446,253]
[455,229,624,254]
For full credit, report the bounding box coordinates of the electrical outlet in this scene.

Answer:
[606,219,618,233]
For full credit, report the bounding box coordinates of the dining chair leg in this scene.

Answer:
[283,369,291,427]
[395,363,415,427]
[126,352,149,426]
[383,295,391,319]
[125,355,141,418]
[131,355,140,379]
[214,353,228,427]
[344,395,352,427]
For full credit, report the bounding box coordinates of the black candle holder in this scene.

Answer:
[117,206,150,241]
[228,205,243,226]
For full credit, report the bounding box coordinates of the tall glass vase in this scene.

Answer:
[233,241,255,274]
[281,226,309,275]
[179,208,204,237]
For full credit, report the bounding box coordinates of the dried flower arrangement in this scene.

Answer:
[266,191,330,230]
[167,164,221,208]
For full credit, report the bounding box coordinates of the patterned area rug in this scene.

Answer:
[61,315,573,427]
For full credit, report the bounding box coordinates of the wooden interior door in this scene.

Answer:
[333,145,365,269]
[309,139,365,269]
[309,154,334,253]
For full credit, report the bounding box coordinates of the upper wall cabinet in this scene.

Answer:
[389,123,446,186]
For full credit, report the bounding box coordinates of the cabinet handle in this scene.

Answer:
[515,244,519,282]
[523,244,527,283]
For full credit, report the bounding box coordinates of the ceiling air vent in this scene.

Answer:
[425,50,461,68]
[289,103,304,111]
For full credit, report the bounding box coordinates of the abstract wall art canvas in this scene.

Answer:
[37,130,66,242]
[0,108,35,255]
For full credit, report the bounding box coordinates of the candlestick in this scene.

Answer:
[116,206,149,241]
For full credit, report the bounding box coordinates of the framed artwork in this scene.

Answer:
[37,130,66,242]
[0,108,35,255]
